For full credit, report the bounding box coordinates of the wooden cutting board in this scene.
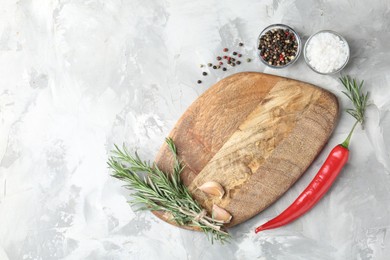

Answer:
[154,72,338,229]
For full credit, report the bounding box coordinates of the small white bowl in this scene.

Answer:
[303,30,350,75]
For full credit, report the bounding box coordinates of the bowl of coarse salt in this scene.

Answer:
[304,30,350,74]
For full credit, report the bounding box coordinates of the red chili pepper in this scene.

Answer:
[255,144,349,233]
[255,76,368,234]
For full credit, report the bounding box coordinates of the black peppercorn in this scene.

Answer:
[197,80,202,84]
[239,42,244,46]
[222,67,227,71]
[213,65,217,69]
[202,72,207,76]
[233,52,237,55]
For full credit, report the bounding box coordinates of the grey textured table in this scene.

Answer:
[1,0,390,259]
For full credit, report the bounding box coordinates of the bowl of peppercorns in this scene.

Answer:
[257,24,301,68]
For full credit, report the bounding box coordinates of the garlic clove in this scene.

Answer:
[212,204,232,223]
[198,181,225,198]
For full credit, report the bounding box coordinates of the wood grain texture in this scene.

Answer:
[154,72,339,229]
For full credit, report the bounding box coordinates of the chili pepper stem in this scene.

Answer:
[340,120,359,149]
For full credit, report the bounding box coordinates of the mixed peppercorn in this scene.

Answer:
[258,28,298,67]
[197,42,252,84]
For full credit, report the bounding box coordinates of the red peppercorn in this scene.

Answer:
[219,61,223,65]
[223,48,228,52]
[279,54,284,61]
[217,56,222,61]
[223,56,228,59]
[238,54,242,57]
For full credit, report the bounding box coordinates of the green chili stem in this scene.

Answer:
[341,120,359,149]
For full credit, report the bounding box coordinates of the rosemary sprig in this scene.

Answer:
[340,75,369,124]
[107,138,231,244]
[339,75,369,148]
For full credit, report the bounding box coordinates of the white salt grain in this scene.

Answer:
[305,32,349,74]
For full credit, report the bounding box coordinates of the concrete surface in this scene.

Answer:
[1,0,390,259]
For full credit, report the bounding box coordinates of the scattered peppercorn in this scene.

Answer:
[195,43,251,80]
[259,28,298,67]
